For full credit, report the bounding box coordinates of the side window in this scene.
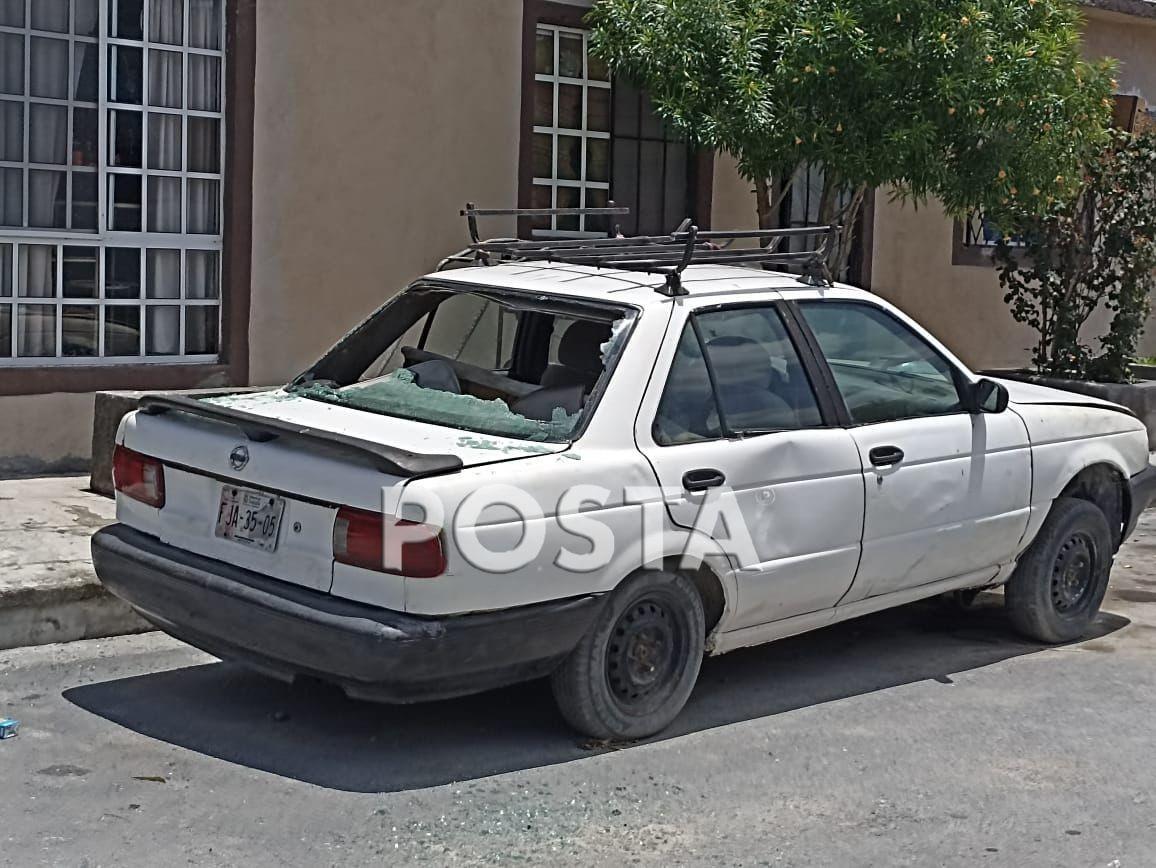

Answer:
[653,305,823,445]
[798,302,963,425]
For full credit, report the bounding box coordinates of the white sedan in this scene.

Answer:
[93,228,1156,740]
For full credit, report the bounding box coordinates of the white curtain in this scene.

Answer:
[188,54,221,112]
[149,112,182,171]
[18,246,55,356]
[147,306,180,355]
[185,250,218,299]
[189,0,222,50]
[150,0,183,45]
[187,179,218,235]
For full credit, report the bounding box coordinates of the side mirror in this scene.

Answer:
[971,378,1009,414]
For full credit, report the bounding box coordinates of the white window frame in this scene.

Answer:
[532,24,611,238]
[0,0,225,366]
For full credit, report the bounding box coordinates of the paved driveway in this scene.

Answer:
[2,513,1155,866]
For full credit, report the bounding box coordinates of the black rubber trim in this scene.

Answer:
[1125,464,1156,542]
[137,394,463,478]
[92,524,605,703]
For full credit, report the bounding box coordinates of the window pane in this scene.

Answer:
[0,100,23,161]
[148,49,182,108]
[654,324,720,445]
[72,107,97,166]
[105,306,141,356]
[110,109,143,167]
[799,302,963,424]
[557,136,581,181]
[73,43,98,102]
[63,246,98,298]
[186,116,219,173]
[584,187,610,234]
[0,33,24,95]
[185,249,218,299]
[556,186,580,231]
[29,103,68,164]
[28,169,66,228]
[187,54,221,111]
[588,52,610,83]
[587,138,609,183]
[147,175,182,233]
[150,0,184,45]
[558,33,583,78]
[109,45,143,104]
[30,37,69,99]
[18,305,56,357]
[71,170,96,229]
[0,303,9,357]
[62,305,99,357]
[0,243,10,296]
[75,0,98,36]
[185,305,218,355]
[116,0,144,40]
[19,245,57,297]
[0,167,22,225]
[30,0,69,33]
[530,183,551,231]
[532,133,552,180]
[187,178,219,234]
[0,0,24,27]
[146,305,180,355]
[535,30,554,75]
[149,112,183,169]
[588,88,611,133]
[558,84,581,130]
[146,248,181,298]
[110,173,142,230]
[189,0,222,49]
[534,81,553,127]
[697,307,822,431]
[106,248,141,299]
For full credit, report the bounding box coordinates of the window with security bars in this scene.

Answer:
[0,0,223,363]
[530,24,611,237]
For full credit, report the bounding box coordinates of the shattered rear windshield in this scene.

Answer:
[289,284,634,443]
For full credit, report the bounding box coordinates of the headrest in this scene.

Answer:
[557,320,613,371]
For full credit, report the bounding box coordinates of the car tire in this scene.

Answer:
[551,569,705,740]
[1005,497,1114,644]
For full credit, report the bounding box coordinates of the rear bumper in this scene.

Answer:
[91,524,604,703]
[1125,464,1156,542]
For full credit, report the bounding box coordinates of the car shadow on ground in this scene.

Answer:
[64,595,1128,794]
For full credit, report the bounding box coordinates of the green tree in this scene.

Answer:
[588,0,1115,275]
[995,126,1156,382]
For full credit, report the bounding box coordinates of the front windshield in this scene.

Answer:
[289,284,634,443]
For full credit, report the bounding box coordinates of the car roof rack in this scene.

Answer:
[444,203,839,296]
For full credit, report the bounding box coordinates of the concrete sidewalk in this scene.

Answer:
[0,476,148,651]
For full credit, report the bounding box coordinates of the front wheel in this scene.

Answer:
[551,570,705,740]
[1005,497,1114,644]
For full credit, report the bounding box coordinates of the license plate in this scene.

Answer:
[215,486,285,552]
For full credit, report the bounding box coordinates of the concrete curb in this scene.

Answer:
[0,580,150,652]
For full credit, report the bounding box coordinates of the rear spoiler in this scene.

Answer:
[136,394,464,478]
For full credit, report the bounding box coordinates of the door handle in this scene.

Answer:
[869,445,905,468]
[682,468,726,492]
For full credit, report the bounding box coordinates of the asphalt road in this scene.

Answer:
[3,515,1156,866]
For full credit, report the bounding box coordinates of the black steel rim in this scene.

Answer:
[606,596,684,710]
[1051,531,1098,614]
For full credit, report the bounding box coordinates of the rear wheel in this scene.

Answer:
[1005,497,1113,644]
[551,570,704,740]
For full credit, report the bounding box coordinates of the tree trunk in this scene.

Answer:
[754,176,775,230]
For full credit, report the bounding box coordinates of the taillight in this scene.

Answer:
[112,444,166,508]
[332,506,446,578]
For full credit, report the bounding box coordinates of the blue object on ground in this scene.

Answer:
[0,718,19,739]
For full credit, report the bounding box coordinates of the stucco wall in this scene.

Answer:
[248,0,526,386]
[0,393,92,475]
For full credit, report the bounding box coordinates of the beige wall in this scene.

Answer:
[0,393,93,475]
[248,0,527,385]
